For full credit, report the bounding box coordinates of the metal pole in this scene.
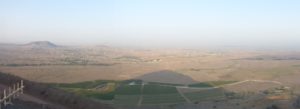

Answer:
[13,84,16,98]
[3,90,6,106]
[16,83,19,97]
[8,87,11,104]
[21,80,24,94]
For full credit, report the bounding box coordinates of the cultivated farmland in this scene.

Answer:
[184,88,225,102]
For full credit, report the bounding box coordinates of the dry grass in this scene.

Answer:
[1,45,300,87]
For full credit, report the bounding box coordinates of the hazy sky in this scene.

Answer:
[1,0,300,48]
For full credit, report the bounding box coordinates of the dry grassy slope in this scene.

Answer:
[0,83,68,109]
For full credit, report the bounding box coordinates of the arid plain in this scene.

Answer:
[1,41,300,85]
[1,41,300,109]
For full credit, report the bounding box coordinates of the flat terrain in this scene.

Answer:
[1,45,300,85]
[46,79,295,109]
[1,42,300,109]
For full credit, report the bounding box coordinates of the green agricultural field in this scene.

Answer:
[115,84,185,105]
[63,88,115,100]
[49,80,118,100]
[188,82,212,88]
[208,81,237,86]
[141,85,186,104]
[147,82,184,86]
[188,81,237,88]
[142,93,186,104]
[114,95,141,105]
[50,79,231,105]
[184,88,225,102]
[143,84,178,94]
[115,85,142,95]
[113,84,142,105]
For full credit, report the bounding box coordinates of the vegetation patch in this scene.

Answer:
[49,80,115,89]
[114,95,140,105]
[142,93,186,104]
[208,81,237,86]
[63,88,115,100]
[49,80,118,100]
[188,81,237,88]
[292,65,300,67]
[49,80,233,105]
[147,82,184,86]
[115,85,142,95]
[114,56,142,61]
[184,88,224,102]
[143,84,178,94]
[188,82,213,88]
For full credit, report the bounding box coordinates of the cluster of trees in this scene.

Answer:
[0,72,114,109]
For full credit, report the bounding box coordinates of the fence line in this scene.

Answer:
[0,80,24,109]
